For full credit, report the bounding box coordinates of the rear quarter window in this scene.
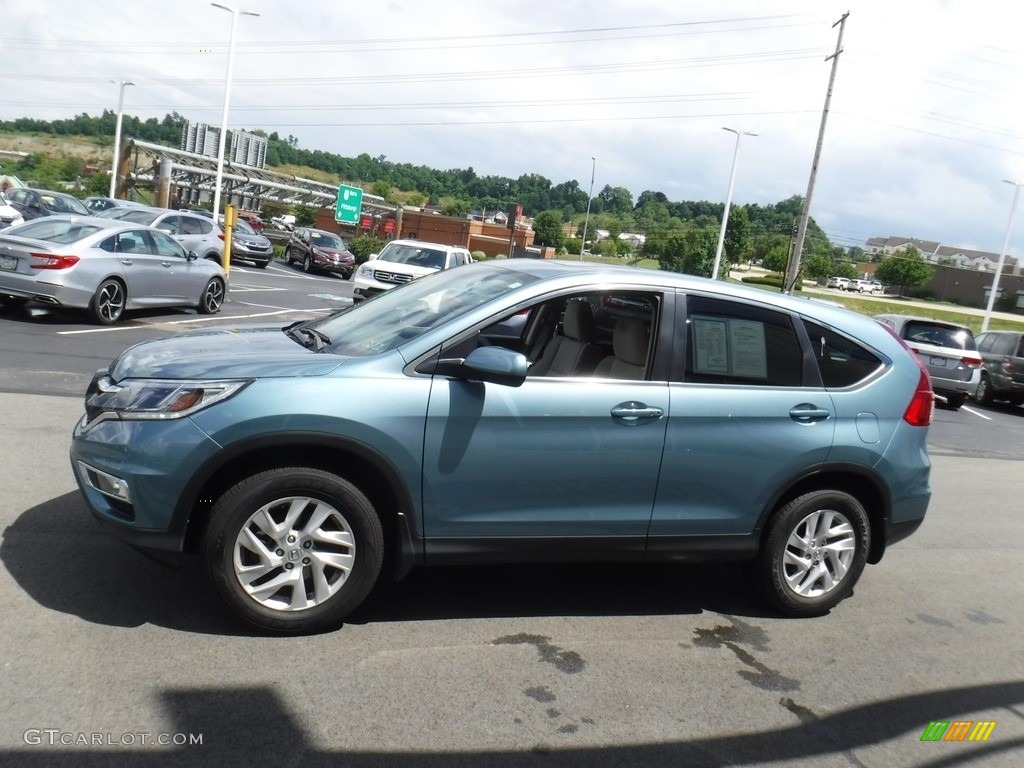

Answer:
[803,320,884,388]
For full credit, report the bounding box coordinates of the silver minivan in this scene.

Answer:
[875,314,982,409]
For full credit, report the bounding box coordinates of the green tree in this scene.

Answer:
[348,236,386,263]
[761,241,790,274]
[802,253,834,280]
[294,206,317,227]
[875,245,934,297]
[657,227,717,277]
[532,210,565,249]
[721,207,752,275]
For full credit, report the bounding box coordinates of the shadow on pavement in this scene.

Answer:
[2,492,774,635]
[7,681,1024,766]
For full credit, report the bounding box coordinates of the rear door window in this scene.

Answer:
[680,295,804,386]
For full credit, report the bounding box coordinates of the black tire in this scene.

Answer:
[198,277,225,315]
[90,279,125,325]
[255,260,270,269]
[303,255,314,274]
[944,393,966,410]
[0,295,28,310]
[974,374,993,405]
[284,247,293,265]
[750,490,869,617]
[202,467,384,634]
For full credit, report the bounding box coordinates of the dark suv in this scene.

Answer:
[6,187,90,220]
[285,228,356,278]
[974,330,1024,406]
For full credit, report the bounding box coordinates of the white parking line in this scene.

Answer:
[960,404,992,421]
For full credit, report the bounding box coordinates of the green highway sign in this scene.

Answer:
[335,184,364,225]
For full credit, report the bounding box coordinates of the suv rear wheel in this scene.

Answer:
[203,467,384,633]
[750,490,869,617]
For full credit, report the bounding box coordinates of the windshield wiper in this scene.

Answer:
[285,323,331,352]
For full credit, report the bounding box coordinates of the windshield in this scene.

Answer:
[116,209,161,225]
[311,232,345,249]
[41,193,90,215]
[232,219,256,235]
[904,321,977,351]
[311,265,537,357]
[7,218,104,243]
[377,243,446,270]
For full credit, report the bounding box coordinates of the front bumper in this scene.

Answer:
[70,413,224,567]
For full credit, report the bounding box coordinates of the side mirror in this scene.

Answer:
[436,346,527,387]
[186,250,199,262]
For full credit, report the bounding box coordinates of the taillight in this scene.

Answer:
[29,253,80,270]
[904,368,934,427]
[877,321,934,427]
[961,355,982,368]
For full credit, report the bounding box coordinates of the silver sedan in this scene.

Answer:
[0,215,227,324]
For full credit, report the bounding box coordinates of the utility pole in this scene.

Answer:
[784,12,849,294]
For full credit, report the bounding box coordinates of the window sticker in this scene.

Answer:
[692,316,768,379]
[693,318,729,374]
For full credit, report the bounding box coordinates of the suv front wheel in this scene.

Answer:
[203,467,384,633]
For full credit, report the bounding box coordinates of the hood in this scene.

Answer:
[368,258,438,277]
[110,324,344,381]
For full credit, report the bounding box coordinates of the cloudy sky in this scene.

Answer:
[3,1,1023,256]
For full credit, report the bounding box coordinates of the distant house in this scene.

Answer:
[866,235,1017,273]
[618,232,646,249]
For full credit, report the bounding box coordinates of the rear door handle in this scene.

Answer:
[790,403,831,423]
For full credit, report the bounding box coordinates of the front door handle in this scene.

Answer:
[611,401,664,423]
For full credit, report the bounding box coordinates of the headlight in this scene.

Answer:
[82,375,250,429]
[357,263,372,277]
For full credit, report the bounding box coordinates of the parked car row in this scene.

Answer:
[826,276,882,293]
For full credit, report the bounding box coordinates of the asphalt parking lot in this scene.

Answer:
[0,261,1022,766]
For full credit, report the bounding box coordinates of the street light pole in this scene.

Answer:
[109,80,135,199]
[981,180,1023,333]
[579,156,596,261]
[712,127,756,280]
[210,2,259,218]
